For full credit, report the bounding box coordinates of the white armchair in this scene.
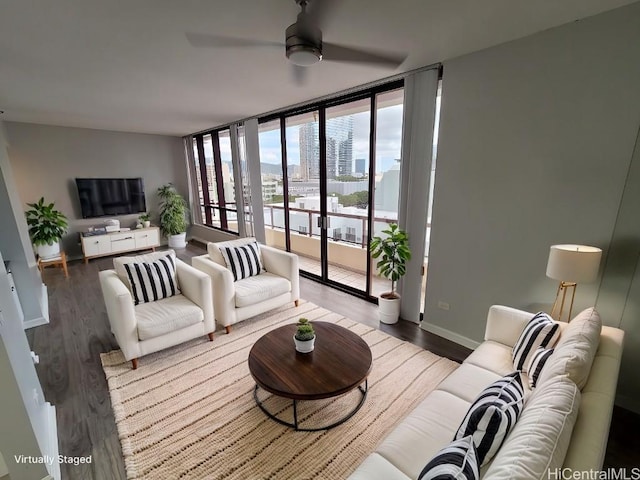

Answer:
[99,250,214,369]
[192,238,299,333]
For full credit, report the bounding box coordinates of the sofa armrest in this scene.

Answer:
[99,269,140,361]
[260,245,300,300]
[192,254,236,327]
[485,305,533,347]
[176,259,214,333]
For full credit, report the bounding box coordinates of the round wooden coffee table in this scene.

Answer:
[248,321,372,431]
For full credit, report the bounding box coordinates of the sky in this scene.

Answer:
[258,104,404,174]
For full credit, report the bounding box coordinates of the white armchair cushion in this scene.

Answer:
[234,272,291,308]
[136,294,204,341]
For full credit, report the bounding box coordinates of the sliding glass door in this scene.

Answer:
[257,82,405,298]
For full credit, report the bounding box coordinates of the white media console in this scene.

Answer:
[81,226,160,263]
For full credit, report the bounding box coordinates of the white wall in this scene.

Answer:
[424,2,640,405]
[4,122,188,259]
[0,122,47,326]
[0,254,58,480]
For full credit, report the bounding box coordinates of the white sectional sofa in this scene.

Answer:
[349,305,625,479]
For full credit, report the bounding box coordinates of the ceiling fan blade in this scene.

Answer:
[291,64,308,86]
[322,42,407,68]
[186,32,283,49]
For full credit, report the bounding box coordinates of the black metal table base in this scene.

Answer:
[253,380,368,432]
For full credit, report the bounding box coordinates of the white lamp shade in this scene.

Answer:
[546,244,602,283]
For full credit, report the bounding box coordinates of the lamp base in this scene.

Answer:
[550,281,577,322]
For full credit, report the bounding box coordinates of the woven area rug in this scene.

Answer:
[101,300,459,480]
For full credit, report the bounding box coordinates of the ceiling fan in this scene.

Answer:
[186,0,407,84]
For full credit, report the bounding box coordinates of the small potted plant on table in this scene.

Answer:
[25,197,69,260]
[294,318,315,353]
[370,223,411,324]
[139,212,151,228]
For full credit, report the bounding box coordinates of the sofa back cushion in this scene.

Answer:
[455,372,524,466]
[512,312,560,373]
[537,308,602,390]
[483,375,581,479]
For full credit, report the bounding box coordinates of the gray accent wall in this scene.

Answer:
[4,122,189,259]
[424,3,640,409]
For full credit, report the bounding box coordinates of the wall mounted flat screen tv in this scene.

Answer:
[75,178,146,219]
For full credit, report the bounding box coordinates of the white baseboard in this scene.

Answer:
[45,402,60,480]
[615,393,640,415]
[420,322,480,350]
[23,316,48,330]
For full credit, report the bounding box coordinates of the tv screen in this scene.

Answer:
[75,178,146,219]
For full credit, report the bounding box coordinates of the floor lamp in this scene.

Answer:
[546,244,602,322]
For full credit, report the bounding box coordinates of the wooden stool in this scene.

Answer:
[38,251,69,279]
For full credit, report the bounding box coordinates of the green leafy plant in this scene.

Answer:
[138,212,151,222]
[370,223,411,299]
[157,184,189,236]
[295,318,315,341]
[25,197,68,246]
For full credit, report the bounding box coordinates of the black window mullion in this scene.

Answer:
[196,135,212,225]
[366,94,377,299]
[211,131,228,230]
[319,107,328,282]
[280,116,291,252]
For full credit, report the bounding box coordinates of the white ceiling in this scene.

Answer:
[0,0,636,136]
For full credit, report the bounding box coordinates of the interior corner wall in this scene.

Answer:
[425,4,640,347]
[3,122,188,259]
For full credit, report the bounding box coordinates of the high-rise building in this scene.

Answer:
[355,158,366,175]
[299,116,354,180]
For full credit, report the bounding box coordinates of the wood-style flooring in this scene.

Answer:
[26,243,640,479]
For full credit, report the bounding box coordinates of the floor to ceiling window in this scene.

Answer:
[192,128,241,234]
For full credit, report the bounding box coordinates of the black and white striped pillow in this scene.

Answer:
[123,254,180,305]
[512,312,560,373]
[418,436,479,480]
[219,241,263,281]
[455,372,524,466]
[527,347,554,388]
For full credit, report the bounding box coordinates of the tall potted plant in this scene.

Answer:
[157,184,189,248]
[370,223,411,324]
[25,197,69,259]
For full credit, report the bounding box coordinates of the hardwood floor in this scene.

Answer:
[26,243,639,479]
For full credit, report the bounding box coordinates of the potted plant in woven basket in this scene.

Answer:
[370,223,411,324]
[294,318,315,353]
[25,197,69,260]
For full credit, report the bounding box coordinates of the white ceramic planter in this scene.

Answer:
[294,335,315,353]
[143,221,151,228]
[167,232,187,249]
[36,242,61,260]
[378,294,401,324]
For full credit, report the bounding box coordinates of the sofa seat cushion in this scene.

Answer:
[347,453,411,480]
[464,341,515,377]
[376,390,471,479]
[436,363,503,404]
[483,375,581,479]
[234,272,291,308]
[136,294,204,341]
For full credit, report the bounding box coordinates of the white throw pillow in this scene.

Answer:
[537,308,602,389]
[482,375,581,479]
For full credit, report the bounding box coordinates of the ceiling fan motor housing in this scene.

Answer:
[285,14,323,66]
